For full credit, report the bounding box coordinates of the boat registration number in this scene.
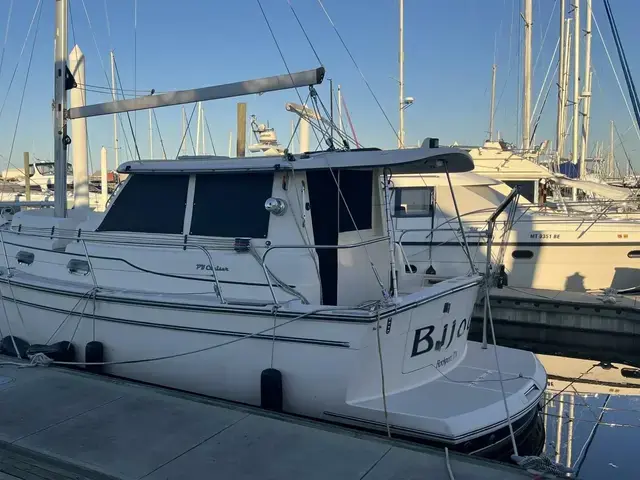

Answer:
[529,233,560,239]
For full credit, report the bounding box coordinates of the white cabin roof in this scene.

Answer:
[118,141,474,175]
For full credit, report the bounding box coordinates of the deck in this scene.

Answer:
[0,358,530,480]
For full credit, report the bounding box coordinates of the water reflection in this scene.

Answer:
[539,354,640,478]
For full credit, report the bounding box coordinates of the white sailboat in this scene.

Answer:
[0,0,546,459]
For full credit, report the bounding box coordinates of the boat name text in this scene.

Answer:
[196,264,229,272]
[410,318,469,358]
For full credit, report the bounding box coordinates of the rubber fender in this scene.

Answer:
[85,341,104,374]
[0,336,29,358]
[260,368,283,412]
[27,341,75,363]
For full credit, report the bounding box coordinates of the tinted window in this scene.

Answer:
[339,170,372,232]
[505,180,535,203]
[97,174,189,234]
[393,187,433,217]
[190,173,272,238]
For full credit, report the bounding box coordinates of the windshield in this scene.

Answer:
[35,163,73,176]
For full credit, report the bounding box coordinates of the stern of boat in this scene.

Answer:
[344,276,481,405]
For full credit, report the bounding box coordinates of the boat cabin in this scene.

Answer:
[7,141,475,306]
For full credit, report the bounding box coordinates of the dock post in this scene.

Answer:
[236,102,246,157]
[23,152,31,201]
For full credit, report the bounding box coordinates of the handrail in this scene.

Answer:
[260,237,391,305]
[3,226,227,303]
[396,227,488,246]
[2,227,397,306]
[488,187,520,224]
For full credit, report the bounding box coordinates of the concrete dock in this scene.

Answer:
[0,358,532,480]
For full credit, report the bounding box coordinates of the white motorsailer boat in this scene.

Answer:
[0,0,545,459]
[0,144,545,458]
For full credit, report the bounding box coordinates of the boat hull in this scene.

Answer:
[0,273,544,456]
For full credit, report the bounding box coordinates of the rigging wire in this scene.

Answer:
[80,0,135,162]
[0,0,14,83]
[592,12,640,144]
[315,0,400,144]
[175,103,198,158]
[286,0,322,66]
[255,0,324,151]
[151,108,168,159]
[573,394,611,475]
[530,36,559,127]
[530,60,559,144]
[103,0,112,49]
[494,0,517,116]
[532,0,558,76]
[0,1,41,122]
[614,121,636,179]
[113,57,141,161]
[69,2,95,177]
[257,0,385,294]
[204,115,218,156]
[1,0,43,201]
[76,82,153,95]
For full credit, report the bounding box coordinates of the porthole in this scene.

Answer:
[512,250,534,259]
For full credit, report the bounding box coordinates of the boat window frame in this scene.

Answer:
[188,172,274,239]
[96,173,190,234]
[392,186,435,218]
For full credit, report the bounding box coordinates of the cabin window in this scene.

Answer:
[504,180,535,203]
[338,170,373,232]
[512,250,534,259]
[393,187,434,217]
[97,174,189,234]
[464,186,509,206]
[190,173,272,238]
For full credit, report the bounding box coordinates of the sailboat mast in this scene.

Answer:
[181,107,187,155]
[337,84,343,134]
[571,0,580,168]
[522,0,532,151]
[202,106,206,155]
[560,18,572,159]
[196,102,202,155]
[556,0,566,159]
[489,64,497,142]
[398,0,404,148]
[579,0,592,179]
[610,120,615,177]
[53,0,69,218]
[111,51,119,168]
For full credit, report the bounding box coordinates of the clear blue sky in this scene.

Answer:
[0,0,639,174]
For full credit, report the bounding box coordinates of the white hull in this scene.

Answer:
[0,272,544,446]
[400,231,640,292]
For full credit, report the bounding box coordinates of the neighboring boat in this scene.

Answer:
[2,161,74,191]
[392,172,640,292]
